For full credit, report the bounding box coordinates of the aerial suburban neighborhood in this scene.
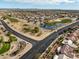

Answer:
[0,9,79,59]
[0,0,79,59]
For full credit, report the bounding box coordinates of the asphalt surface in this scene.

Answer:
[0,20,38,45]
[1,20,79,59]
[0,20,59,59]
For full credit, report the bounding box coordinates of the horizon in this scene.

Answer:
[0,0,79,10]
[0,8,79,11]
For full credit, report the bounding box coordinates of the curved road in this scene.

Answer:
[0,20,38,45]
[1,20,79,59]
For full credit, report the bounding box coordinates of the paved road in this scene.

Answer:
[0,20,38,45]
[20,31,58,59]
[0,20,60,59]
[1,20,79,59]
[20,21,79,59]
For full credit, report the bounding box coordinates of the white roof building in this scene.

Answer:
[68,40,73,45]
[53,55,58,59]
[57,46,61,53]
[62,39,77,48]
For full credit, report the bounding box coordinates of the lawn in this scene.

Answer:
[60,19,72,23]
[44,18,72,26]
[0,43,10,54]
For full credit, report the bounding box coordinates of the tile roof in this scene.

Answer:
[60,44,74,58]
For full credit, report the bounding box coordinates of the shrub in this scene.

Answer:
[6,32,11,36]
[23,27,31,32]
[31,27,39,33]
[0,36,3,42]
[9,36,17,42]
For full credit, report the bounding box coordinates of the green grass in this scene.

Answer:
[60,19,72,23]
[44,19,72,26]
[44,18,72,26]
[0,43,10,54]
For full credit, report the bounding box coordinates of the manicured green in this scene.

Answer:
[43,19,72,27]
[60,19,72,23]
[0,43,10,54]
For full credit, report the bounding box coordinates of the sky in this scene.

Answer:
[0,0,79,10]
